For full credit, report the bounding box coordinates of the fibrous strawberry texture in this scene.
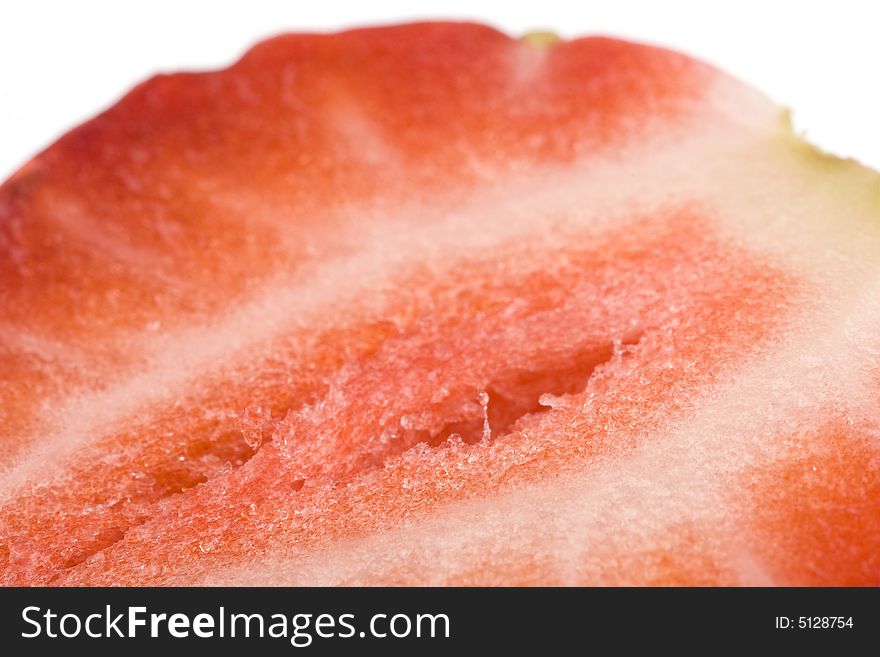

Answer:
[1,22,879,586]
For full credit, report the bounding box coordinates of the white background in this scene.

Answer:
[2,0,879,180]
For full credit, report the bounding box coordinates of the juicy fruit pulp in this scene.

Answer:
[1,22,879,586]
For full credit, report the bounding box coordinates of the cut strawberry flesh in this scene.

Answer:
[1,22,878,586]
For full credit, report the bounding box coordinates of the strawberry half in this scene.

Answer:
[1,22,879,586]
